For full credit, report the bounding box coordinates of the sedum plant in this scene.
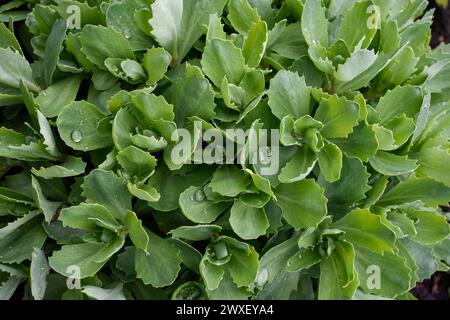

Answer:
[0,0,449,300]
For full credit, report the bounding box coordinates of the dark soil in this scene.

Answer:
[429,0,450,47]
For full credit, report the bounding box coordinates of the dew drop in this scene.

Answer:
[123,30,132,39]
[71,130,82,143]
[194,189,206,202]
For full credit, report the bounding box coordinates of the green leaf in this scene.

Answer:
[31,175,61,223]
[302,0,328,47]
[355,246,412,298]
[201,38,246,88]
[143,47,172,85]
[318,141,343,183]
[335,49,378,83]
[49,236,125,279]
[106,0,154,51]
[82,283,126,300]
[318,241,358,300]
[267,70,310,120]
[150,0,227,65]
[319,156,371,214]
[286,248,322,273]
[339,0,378,51]
[82,169,131,221]
[200,258,225,290]
[413,146,450,187]
[30,247,50,300]
[335,48,403,93]
[0,47,40,92]
[43,19,66,87]
[369,151,418,176]
[227,245,259,287]
[0,128,57,162]
[375,86,423,124]
[179,186,230,224]
[402,209,450,245]
[227,0,260,35]
[147,166,213,212]
[169,225,222,241]
[206,270,251,300]
[57,101,112,152]
[387,211,418,238]
[206,13,226,43]
[259,235,300,284]
[135,229,182,288]
[334,208,396,254]
[278,145,317,183]
[0,211,39,238]
[275,179,328,229]
[384,115,415,149]
[127,183,161,202]
[332,123,379,162]
[59,203,122,233]
[79,25,134,69]
[0,214,46,264]
[31,156,86,179]
[229,199,269,240]
[169,239,202,274]
[164,74,216,127]
[117,146,157,184]
[209,166,251,197]
[0,277,22,300]
[401,238,439,281]
[267,21,307,60]
[242,20,267,68]
[35,75,83,118]
[255,270,303,300]
[378,46,419,85]
[131,92,174,124]
[0,21,22,53]
[315,96,360,139]
[377,177,450,207]
[124,211,149,252]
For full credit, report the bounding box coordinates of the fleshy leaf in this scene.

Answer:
[179,186,231,224]
[333,208,396,254]
[267,70,310,121]
[275,179,328,229]
[82,169,131,221]
[209,166,251,197]
[135,229,182,288]
[229,199,269,240]
[150,0,227,65]
[57,101,113,152]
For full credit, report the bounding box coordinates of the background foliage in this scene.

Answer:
[0,0,449,300]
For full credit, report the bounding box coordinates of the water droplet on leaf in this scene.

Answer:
[194,189,206,202]
[123,30,132,39]
[71,130,82,143]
